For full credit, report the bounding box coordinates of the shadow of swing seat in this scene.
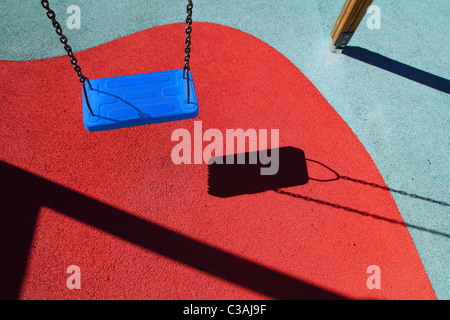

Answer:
[207,147,309,198]
[82,69,199,132]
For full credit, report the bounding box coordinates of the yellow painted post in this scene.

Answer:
[331,0,374,48]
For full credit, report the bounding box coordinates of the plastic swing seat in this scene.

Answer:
[82,69,198,132]
[41,0,196,132]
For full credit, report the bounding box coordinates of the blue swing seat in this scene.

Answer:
[82,69,198,132]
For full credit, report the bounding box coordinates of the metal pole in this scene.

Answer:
[331,0,374,49]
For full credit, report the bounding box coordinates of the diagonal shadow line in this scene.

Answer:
[0,161,347,300]
[275,190,450,238]
[306,158,450,207]
[342,46,450,94]
[339,176,450,207]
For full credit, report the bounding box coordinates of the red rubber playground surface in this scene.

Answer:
[0,23,436,300]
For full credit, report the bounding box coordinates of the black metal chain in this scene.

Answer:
[183,0,193,104]
[41,0,87,83]
[41,0,193,113]
[40,0,94,116]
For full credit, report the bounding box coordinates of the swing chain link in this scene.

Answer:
[183,0,193,74]
[183,0,193,104]
[40,0,87,84]
[40,0,193,115]
[41,0,94,116]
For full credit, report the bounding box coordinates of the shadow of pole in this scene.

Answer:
[342,46,450,94]
[0,161,347,300]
